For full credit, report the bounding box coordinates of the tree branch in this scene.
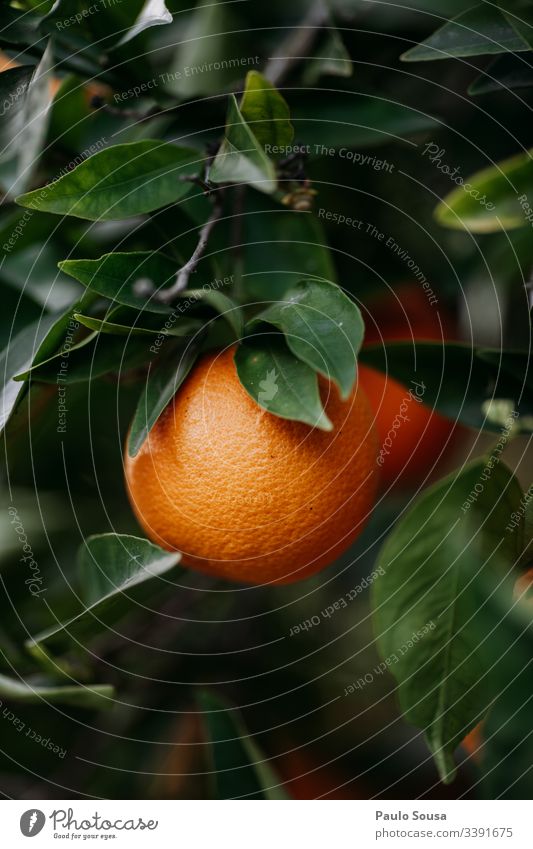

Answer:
[156,193,224,303]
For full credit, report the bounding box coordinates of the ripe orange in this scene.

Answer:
[358,284,457,488]
[124,345,378,585]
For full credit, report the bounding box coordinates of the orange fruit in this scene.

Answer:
[124,345,378,585]
[359,284,457,488]
[462,721,483,762]
[276,747,365,799]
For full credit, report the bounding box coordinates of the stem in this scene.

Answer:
[156,193,224,302]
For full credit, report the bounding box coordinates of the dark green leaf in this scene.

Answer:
[478,588,533,798]
[249,279,363,399]
[73,311,202,338]
[469,52,533,95]
[435,148,533,232]
[301,27,352,84]
[59,251,179,314]
[199,690,289,799]
[1,42,54,197]
[181,289,243,340]
[373,460,523,782]
[209,95,277,194]
[292,94,440,150]
[28,534,183,651]
[128,342,201,458]
[402,6,530,62]
[16,140,201,220]
[164,0,245,98]
[241,193,336,300]
[0,297,91,432]
[235,334,332,430]
[116,0,173,46]
[239,71,294,151]
[20,331,153,384]
[0,672,113,709]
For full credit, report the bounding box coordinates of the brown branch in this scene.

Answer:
[156,193,224,303]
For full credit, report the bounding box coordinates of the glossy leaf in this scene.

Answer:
[181,289,244,340]
[0,673,113,709]
[116,0,173,46]
[359,341,533,432]
[209,95,277,194]
[402,6,530,62]
[128,342,201,458]
[28,535,183,651]
[235,334,332,430]
[373,460,523,783]
[199,690,289,800]
[435,148,533,232]
[16,140,201,221]
[249,279,363,399]
[59,251,179,314]
[239,71,294,150]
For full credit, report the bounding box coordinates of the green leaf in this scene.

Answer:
[181,289,244,340]
[478,587,533,798]
[16,140,201,221]
[1,42,55,197]
[291,94,440,150]
[435,148,533,232]
[115,0,173,46]
[301,27,352,84]
[19,331,153,384]
[28,534,183,651]
[128,342,201,458]
[235,334,332,430]
[0,291,95,432]
[359,341,533,432]
[209,95,277,194]
[59,251,180,314]
[73,311,202,338]
[0,672,113,709]
[199,690,289,799]
[239,71,294,151]
[249,279,363,399]
[241,193,336,300]
[373,460,523,783]
[0,65,34,158]
[401,6,530,62]
[163,0,245,98]
[468,52,533,95]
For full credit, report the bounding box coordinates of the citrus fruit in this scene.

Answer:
[124,345,378,585]
[359,284,457,488]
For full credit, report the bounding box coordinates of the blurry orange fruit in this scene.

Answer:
[359,284,457,488]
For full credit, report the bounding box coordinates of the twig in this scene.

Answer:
[156,193,224,302]
[264,0,328,86]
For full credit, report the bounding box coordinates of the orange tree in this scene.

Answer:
[1,0,533,799]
